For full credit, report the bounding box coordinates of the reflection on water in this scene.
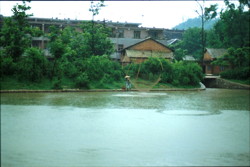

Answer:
[113,92,168,97]
[1,89,250,166]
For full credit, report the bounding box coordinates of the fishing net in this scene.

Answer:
[123,57,164,92]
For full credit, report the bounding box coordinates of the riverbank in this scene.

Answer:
[0,76,205,93]
[0,83,206,93]
[0,87,206,93]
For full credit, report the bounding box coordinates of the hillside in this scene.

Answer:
[173,17,219,30]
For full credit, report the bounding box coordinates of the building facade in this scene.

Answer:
[120,38,174,65]
[0,16,184,60]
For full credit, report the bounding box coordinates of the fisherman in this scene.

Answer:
[125,76,131,91]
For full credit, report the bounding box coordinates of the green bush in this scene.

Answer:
[122,58,203,86]
[220,67,250,80]
[18,47,49,82]
[148,72,154,81]
[75,72,89,89]
[172,61,203,86]
[84,55,123,82]
[0,56,17,76]
[112,70,122,81]
[62,61,78,78]
[185,62,203,85]
[52,79,62,89]
[160,59,173,83]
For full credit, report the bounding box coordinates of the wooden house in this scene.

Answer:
[203,48,229,75]
[120,37,174,65]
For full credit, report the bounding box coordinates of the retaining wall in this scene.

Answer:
[204,78,250,89]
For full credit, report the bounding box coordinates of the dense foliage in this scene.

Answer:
[212,47,250,80]
[0,1,206,89]
[0,1,119,89]
[211,1,249,48]
[220,67,250,80]
[125,57,203,86]
[170,27,203,60]
[0,1,43,62]
[18,47,49,82]
[171,0,249,62]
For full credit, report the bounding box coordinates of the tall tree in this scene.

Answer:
[195,0,218,59]
[47,26,66,79]
[87,0,108,56]
[207,0,249,48]
[81,21,114,57]
[182,27,203,59]
[89,0,105,21]
[170,28,203,60]
[0,0,33,62]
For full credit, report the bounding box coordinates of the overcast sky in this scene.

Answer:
[0,1,229,29]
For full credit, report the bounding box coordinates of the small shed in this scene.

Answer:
[203,48,228,75]
[120,37,174,65]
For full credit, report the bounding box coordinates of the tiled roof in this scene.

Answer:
[109,38,173,49]
[110,38,143,48]
[206,48,227,59]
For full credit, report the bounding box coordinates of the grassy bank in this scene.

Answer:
[0,76,126,90]
[1,77,55,90]
[0,76,200,90]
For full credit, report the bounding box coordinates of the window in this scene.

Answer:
[118,44,124,51]
[134,31,141,39]
[220,66,225,71]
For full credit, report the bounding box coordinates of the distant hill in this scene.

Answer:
[173,17,219,30]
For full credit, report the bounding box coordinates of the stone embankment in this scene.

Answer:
[204,77,249,89]
[215,78,250,89]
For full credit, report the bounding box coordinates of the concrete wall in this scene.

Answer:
[203,78,250,89]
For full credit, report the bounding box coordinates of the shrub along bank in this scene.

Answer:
[0,3,203,91]
[124,57,203,87]
[1,54,204,90]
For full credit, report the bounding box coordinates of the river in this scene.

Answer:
[1,89,250,166]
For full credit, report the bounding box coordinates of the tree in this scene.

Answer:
[18,47,49,82]
[213,47,250,80]
[169,28,203,60]
[207,0,249,48]
[206,28,223,48]
[0,1,33,62]
[212,47,250,69]
[170,40,188,61]
[89,0,105,21]
[79,0,114,57]
[195,0,218,60]
[81,21,114,57]
[47,26,66,79]
[182,27,203,59]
